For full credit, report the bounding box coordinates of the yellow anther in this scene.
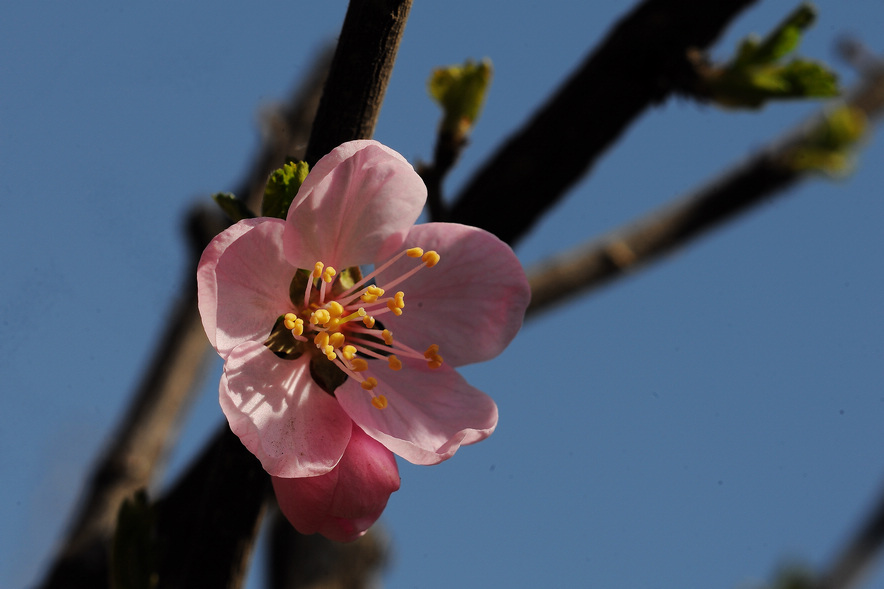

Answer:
[361,377,378,391]
[326,350,337,361]
[314,331,329,349]
[361,285,385,303]
[283,313,298,330]
[357,307,366,316]
[329,332,346,349]
[382,329,393,346]
[312,262,324,278]
[422,250,440,267]
[395,291,405,307]
[310,309,331,325]
[327,301,344,318]
[350,358,368,372]
[362,315,376,328]
[371,395,388,410]
[342,345,357,361]
[424,344,443,368]
[321,266,336,283]
[388,355,402,371]
[386,300,403,316]
[406,247,424,258]
[291,318,304,336]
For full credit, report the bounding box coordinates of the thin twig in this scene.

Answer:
[448,0,757,245]
[524,62,884,316]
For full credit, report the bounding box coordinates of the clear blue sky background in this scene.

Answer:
[2,2,883,588]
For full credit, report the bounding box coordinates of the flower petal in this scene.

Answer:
[197,218,294,358]
[336,359,498,465]
[375,222,530,366]
[272,423,400,543]
[220,340,352,477]
[283,140,427,269]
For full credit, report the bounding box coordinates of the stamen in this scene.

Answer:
[371,395,388,410]
[303,262,323,307]
[327,301,344,318]
[382,329,394,346]
[319,266,336,304]
[379,252,440,291]
[328,332,346,349]
[283,313,299,330]
[314,331,330,350]
[361,377,378,391]
[350,358,368,372]
[362,315,376,328]
[310,309,331,326]
[341,345,357,361]
[406,247,424,258]
[388,355,402,371]
[422,250,440,267]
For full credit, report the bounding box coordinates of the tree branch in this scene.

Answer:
[448,0,757,245]
[525,61,884,316]
[304,0,413,166]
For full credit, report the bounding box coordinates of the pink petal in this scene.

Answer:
[219,340,352,478]
[283,140,427,270]
[197,218,294,358]
[374,222,530,367]
[272,423,400,543]
[336,359,498,465]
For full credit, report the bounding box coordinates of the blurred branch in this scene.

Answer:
[525,57,884,316]
[304,0,413,166]
[815,480,884,589]
[448,0,758,245]
[154,426,271,589]
[37,49,333,589]
[267,512,388,589]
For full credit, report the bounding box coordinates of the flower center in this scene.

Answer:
[281,247,443,410]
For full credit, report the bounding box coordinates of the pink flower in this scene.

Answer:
[272,423,400,542]
[197,140,529,537]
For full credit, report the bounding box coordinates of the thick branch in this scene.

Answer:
[526,63,884,316]
[304,0,413,166]
[448,0,757,245]
[155,426,271,589]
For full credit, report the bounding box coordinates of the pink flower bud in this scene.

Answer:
[272,423,400,542]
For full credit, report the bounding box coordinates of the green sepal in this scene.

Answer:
[111,490,159,589]
[310,354,348,394]
[428,58,492,139]
[699,3,839,109]
[212,192,256,223]
[265,314,306,360]
[263,160,310,219]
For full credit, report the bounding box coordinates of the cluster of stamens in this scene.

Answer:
[282,247,442,410]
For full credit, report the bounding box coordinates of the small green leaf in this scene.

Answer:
[111,490,159,589]
[428,58,492,139]
[212,192,255,222]
[736,4,816,67]
[263,160,310,219]
[698,3,839,109]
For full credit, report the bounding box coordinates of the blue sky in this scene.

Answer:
[2,1,883,588]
